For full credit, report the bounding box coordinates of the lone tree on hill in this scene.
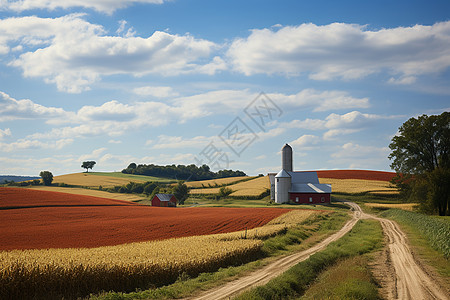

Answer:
[389,111,449,215]
[81,161,96,173]
[39,171,53,186]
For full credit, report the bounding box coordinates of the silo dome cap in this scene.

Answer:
[275,169,291,178]
[282,143,292,150]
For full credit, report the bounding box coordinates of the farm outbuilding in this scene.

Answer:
[269,144,332,204]
[151,193,177,207]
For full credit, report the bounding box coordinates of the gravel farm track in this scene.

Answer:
[189,201,448,300]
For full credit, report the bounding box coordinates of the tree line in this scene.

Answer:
[122,163,246,181]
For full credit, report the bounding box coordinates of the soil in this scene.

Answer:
[0,187,290,250]
[188,201,449,300]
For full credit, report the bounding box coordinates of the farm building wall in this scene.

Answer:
[151,195,177,207]
[289,193,330,204]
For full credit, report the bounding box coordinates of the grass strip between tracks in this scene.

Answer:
[234,219,383,300]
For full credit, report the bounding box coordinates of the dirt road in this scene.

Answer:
[190,207,360,300]
[189,202,448,300]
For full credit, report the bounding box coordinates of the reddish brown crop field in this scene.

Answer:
[316,170,395,181]
[0,188,290,250]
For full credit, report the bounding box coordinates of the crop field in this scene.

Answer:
[190,175,269,197]
[0,188,319,299]
[0,187,290,250]
[316,170,395,181]
[364,202,416,211]
[27,186,145,202]
[190,171,398,197]
[52,172,174,188]
[318,178,398,194]
[184,176,254,188]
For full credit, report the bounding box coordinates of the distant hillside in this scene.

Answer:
[0,175,40,183]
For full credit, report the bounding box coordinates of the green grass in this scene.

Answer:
[89,211,350,300]
[89,172,176,183]
[234,219,383,300]
[300,256,380,300]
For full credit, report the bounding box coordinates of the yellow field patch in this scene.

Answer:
[52,173,147,188]
[364,203,417,211]
[27,186,145,202]
[190,175,270,196]
[0,208,325,299]
[318,178,398,194]
[184,176,254,188]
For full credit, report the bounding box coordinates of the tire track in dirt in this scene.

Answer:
[188,209,360,300]
[188,201,448,300]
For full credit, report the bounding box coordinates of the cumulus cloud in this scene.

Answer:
[1,0,166,14]
[0,128,11,139]
[0,138,73,152]
[227,21,450,83]
[283,111,402,140]
[290,134,320,150]
[0,91,68,122]
[0,15,222,93]
[133,86,180,98]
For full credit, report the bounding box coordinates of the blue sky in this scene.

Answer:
[0,0,449,176]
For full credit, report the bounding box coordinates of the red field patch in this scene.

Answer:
[315,170,395,181]
[0,188,290,250]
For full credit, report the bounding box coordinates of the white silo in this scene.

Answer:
[281,143,293,172]
[275,169,291,204]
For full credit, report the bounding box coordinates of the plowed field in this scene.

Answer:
[0,188,290,250]
[316,170,395,181]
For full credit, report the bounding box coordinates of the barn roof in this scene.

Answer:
[290,183,331,194]
[288,171,319,184]
[155,193,175,201]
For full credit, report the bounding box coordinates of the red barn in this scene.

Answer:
[151,193,177,207]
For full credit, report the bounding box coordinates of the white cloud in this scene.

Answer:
[290,134,320,150]
[79,148,108,161]
[0,91,68,122]
[330,142,391,169]
[133,86,179,98]
[0,138,73,152]
[1,0,166,14]
[0,15,222,93]
[332,143,390,159]
[0,128,11,139]
[283,111,402,139]
[151,135,212,149]
[108,139,122,144]
[227,21,450,83]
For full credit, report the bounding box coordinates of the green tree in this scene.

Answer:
[39,171,53,186]
[219,186,233,197]
[389,112,450,215]
[81,161,96,173]
[172,181,189,205]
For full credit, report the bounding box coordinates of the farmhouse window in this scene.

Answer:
[296,197,299,202]
[309,197,312,203]
[321,197,325,202]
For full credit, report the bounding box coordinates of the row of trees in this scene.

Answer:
[389,112,449,216]
[122,163,246,181]
[108,181,189,205]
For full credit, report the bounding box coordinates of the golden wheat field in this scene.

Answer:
[52,172,148,187]
[318,178,398,194]
[27,186,145,202]
[190,175,270,196]
[364,203,416,211]
[184,176,254,188]
[0,209,321,299]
